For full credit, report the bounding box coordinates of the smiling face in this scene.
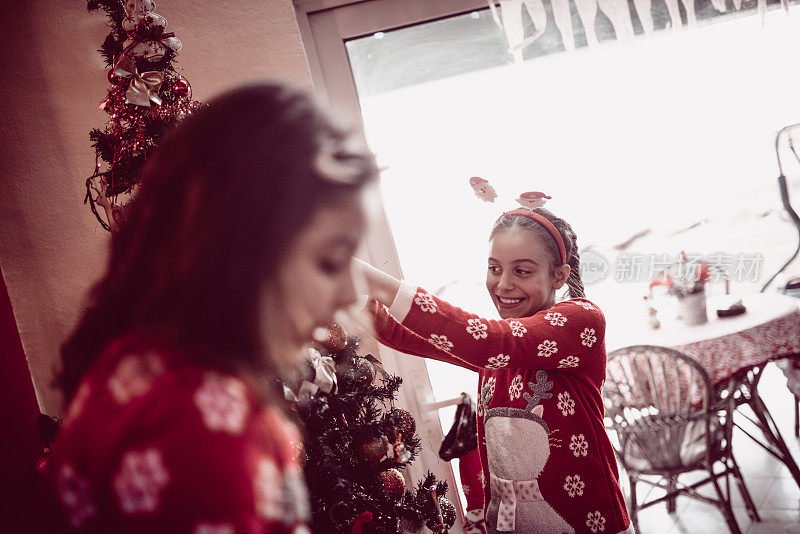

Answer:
[486,227,570,319]
[261,194,366,366]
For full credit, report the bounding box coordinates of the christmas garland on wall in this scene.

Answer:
[85,0,202,232]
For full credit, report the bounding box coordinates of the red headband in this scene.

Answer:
[500,209,567,265]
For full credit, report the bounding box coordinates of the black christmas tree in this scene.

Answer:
[85,0,203,232]
[287,324,457,533]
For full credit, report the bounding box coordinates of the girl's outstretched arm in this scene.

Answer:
[356,260,605,381]
[368,298,483,372]
[356,259,480,371]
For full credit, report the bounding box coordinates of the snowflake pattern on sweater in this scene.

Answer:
[56,465,97,529]
[558,356,581,369]
[369,286,631,533]
[557,392,576,416]
[113,448,170,514]
[509,320,528,337]
[107,352,165,404]
[586,511,607,533]
[508,375,524,400]
[468,318,489,339]
[564,475,585,498]
[194,372,250,435]
[47,332,308,533]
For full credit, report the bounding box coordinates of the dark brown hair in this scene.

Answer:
[491,208,585,300]
[59,82,377,401]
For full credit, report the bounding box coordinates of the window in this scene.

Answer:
[296,0,800,514]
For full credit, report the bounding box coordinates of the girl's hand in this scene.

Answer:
[353,258,401,307]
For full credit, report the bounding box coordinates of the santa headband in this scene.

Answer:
[469,178,566,266]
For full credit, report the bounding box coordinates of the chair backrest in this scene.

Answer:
[604,345,715,472]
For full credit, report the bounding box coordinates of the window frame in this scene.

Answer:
[293,1,489,524]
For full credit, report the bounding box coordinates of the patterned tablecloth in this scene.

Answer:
[606,293,800,386]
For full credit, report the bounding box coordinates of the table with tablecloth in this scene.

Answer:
[606,293,800,379]
[605,292,800,485]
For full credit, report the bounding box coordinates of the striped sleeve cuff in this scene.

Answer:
[387,281,417,322]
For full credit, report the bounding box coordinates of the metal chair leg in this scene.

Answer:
[666,475,677,513]
[729,456,760,522]
[750,392,800,488]
[629,475,639,533]
[709,469,744,534]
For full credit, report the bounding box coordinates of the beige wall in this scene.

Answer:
[0,0,313,416]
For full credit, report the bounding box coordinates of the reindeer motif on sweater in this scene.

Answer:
[482,370,575,533]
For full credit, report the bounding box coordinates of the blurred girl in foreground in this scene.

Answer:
[49,81,378,533]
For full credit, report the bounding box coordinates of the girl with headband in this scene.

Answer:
[357,201,632,534]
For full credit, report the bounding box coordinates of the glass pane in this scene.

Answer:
[347,0,799,95]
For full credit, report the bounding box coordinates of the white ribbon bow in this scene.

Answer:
[491,473,544,531]
[308,348,337,394]
[113,55,164,107]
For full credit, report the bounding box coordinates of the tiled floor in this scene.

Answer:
[628,364,800,534]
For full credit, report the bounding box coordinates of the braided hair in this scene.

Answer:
[490,208,585,300]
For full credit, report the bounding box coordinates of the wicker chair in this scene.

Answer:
[604,345,760,534]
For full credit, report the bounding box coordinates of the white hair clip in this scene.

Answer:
[313,135,376,185]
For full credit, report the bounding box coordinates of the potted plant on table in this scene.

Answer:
[650,252,711,326]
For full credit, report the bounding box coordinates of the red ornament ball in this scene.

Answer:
[391,408,416,436]
[107,69,124,85]
[320,322,347,353]
[172,77,191,98]
[378,468,406,501]
[359,435,389,463]
[438,497,457,529]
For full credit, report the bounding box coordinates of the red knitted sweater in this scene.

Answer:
[46,332,309,533]
[370,283,631,534]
